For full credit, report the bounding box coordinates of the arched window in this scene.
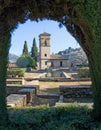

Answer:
[45,53,47,57]
[45,40,47,46]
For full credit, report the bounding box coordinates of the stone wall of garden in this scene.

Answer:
[7,85,39,96]
[59,85,92,98]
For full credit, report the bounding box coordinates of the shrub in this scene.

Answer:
[16,54,36,69]
[7,68,25,78]
[5,104,101,130]
[77,67,90,78]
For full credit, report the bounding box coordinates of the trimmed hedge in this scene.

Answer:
[7,68,26,78]
[1,104,100,130]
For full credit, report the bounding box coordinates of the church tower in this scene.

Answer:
[39,32,51,70]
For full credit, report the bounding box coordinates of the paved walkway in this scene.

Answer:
[25,80,39,85]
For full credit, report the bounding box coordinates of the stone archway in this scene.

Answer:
[0,1,101,123]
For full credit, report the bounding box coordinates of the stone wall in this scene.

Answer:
[6,78,25,85]
[59,85,93,98]
[7,85,39,96]
[7,94,27,107]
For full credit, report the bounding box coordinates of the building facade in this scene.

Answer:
[39,32,70,70]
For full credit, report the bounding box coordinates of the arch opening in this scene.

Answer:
[10,19,80,56]
[0,0,101,122]
[10,19,87,71]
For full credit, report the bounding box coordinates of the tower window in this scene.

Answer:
[45,40,47,46]
[60,61,63,67]
[45,53,47,57]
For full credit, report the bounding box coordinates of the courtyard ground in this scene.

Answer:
[24,72,91,94]
[24,72,92,106]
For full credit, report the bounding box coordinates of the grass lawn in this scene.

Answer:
[39,81,91,94]
[24,72,91,95]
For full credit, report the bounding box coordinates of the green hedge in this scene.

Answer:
[7,68,26,78]
[77,67,90,78]
[1,104,100,130]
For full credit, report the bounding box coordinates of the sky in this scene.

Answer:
[10,19,80,56]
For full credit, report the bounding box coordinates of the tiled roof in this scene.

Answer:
[50,55,69,60]
[39,32,51,36]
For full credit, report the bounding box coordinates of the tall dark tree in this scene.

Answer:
[22,41,28,55]
[0,21,10,125]
[31,38,38,62]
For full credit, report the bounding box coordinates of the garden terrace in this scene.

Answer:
[6,78,25,85]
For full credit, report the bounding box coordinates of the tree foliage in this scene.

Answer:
[58,47,75,55]
[17,54,36,68]
[31,38,38,62]
[0,22,10,125]
[22,41,28,55]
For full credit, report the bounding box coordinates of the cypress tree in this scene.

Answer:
[31,38,38,62]
[22,41,28,55]
[0,21,10,125]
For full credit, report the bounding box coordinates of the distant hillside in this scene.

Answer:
[57,47,75,55]
[9,53,19,63]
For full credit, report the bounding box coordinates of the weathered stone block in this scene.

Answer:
[7,94,26,107]
[19,88,35,103]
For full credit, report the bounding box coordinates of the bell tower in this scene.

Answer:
[39,32,51,70]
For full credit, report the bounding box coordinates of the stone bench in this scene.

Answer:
[7,94,26,107]
[18,88,36,103]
